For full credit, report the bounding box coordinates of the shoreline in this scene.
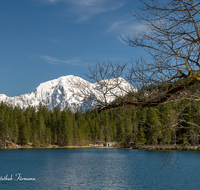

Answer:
[1,144,200,151]
[0,145,120,150]
[132,145,200,151]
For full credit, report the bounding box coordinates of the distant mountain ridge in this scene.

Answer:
[0,75,133,112]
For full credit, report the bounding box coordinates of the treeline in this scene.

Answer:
[0,96,200,148]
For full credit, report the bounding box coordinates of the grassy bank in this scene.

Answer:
[2,141,200,151]
[0,142,121,149]
[132,145,200,151]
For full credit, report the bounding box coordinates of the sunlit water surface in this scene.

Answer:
[0,148,199,190]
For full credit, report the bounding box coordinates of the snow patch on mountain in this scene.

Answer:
[0,75,134,112]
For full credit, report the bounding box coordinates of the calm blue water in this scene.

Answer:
[0,148,199,190]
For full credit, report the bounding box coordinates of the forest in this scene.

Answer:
[1,0,200,149]
[0,82,200,148]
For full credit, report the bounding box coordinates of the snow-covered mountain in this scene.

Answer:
[0,75,134,112]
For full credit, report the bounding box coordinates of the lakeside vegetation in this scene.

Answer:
[1,83,200,149]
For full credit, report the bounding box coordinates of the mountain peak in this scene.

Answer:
[0,75,133,112]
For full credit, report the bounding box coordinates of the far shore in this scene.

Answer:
[0,144,120,150]
[0,146,119,150]
[132,144,200,151]
[1,144,200,151]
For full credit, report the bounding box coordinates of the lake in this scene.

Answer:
[0,148,199,190]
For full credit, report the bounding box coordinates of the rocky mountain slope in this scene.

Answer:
[0,75,134,112]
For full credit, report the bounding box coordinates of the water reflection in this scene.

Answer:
[0,149,200,189]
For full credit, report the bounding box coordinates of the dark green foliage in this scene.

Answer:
[0,93,200,148]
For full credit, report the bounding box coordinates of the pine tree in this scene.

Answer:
[146,107,161,145]
[18,109,30,145]
[38,115,46,145]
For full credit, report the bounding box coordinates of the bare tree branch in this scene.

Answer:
[73,0,200,114]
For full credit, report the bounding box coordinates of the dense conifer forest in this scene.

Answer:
[1,82,200,148]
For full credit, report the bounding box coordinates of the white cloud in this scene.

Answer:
[107,20,146,34]
[40,55,82,65]
[107,18,147,43]
[70,0,128,21]
[40,0,129,21]
[41,0,60,3]
[72,0,101,6]
[117,36,126,45]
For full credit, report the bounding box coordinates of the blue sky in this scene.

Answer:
[0,0,145,96]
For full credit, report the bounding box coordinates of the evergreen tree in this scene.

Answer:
[146,108,161,144]
[18,109,30,145]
